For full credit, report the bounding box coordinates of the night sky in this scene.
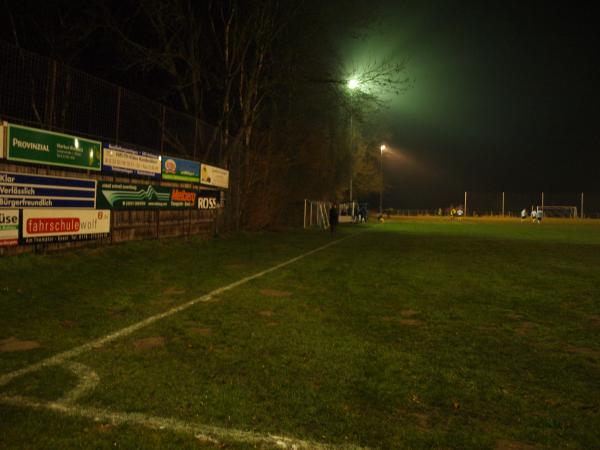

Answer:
[1,1,598,209]
[343,2,599,208]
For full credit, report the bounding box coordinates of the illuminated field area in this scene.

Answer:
[1,219,599,449]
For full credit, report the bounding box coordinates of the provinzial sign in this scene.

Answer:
[200,163,229,189]
[102,143,161,178]
[6,124,101,171]
[161,156,200,183]
[97,182,198,209]
[0,209,19,247]
[0,171,96,208]
[21,209,110,244]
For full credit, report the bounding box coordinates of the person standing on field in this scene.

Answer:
[521,208,527,222]
[329,203,338,234]
[536,208,543,224]
[531,208,537,222]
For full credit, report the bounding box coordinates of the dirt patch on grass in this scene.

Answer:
[400,309,420,317]
[259,310,274,317]
[505,313,523,321]
[381,316,423,326]
[266,321,279,327]
[190,327,212,336]
[163,286,186,296]
[566,346,600,360]
[586,314,600,328]
[95,423,115,433]
[61,320,77,329]
[259,289,292,298]
[515,322,537,335]
[495,439,538,450]
[399,319,423,326]
[0,337,41,352]
[133,336,166,350]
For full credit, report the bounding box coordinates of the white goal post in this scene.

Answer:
[537,205,578,218]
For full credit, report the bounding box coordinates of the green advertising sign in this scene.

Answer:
[97,182,198,209]
[6,124,102,171]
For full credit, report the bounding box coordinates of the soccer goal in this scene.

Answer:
[537,205,578,218]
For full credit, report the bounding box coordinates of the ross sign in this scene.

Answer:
[21,209,110,244]
[0,209,19,247]
[161,156,200,183]
[102,143,161,178]
[197,190,221,209]
[0,171,96,208]
[6,123,101,171]
[200,163,229,189]
[97,182,197,209]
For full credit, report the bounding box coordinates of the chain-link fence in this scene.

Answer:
[0,41,222,165]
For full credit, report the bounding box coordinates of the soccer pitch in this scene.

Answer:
[1,219,599,449]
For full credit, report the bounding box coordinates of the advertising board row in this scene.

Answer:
[0,171,222,211]
[0,123,229,189]
[1,209,111,247]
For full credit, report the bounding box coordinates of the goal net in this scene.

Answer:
[537,205,578,218]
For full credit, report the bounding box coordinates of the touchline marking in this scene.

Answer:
[0,394,369,450]
[0,235,354,388]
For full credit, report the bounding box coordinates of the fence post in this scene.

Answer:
[303,199,307,229]
[160,106,166,154]
[464,191,468,216]
[309,201,313,227]
[115,87,122,144]
[46,60,58,129]
[193,118,199,159]
[581,192,584,218]
[502,191,505,217]
[541,192,544,211]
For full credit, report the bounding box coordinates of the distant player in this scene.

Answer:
[536,208,543,224]
[450,207,457,221]
[457,208,464,221]
[521,208,527,222]
[531,208,537,223]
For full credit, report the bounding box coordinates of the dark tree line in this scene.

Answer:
[2,0,410,229]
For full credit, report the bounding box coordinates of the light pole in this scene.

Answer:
[347,78,360,202]
[379,144,386,216]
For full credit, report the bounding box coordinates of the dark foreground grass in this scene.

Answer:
[1,219,600,449]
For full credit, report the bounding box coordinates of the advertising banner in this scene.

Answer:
[97,182,198,209]
[21,209,110,244]
[0,171,96,208]
[197,190,221,209]
[161,156,200,183]
[200,163,229,189]
[6,124,102,171]
[102,143,161,178]
[0,209,19,247]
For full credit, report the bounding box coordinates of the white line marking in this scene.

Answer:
[58,362,99,404]
[0,235,353,388]
[0,394,368,449]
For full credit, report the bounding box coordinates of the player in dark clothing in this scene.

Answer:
[329,203,338,234]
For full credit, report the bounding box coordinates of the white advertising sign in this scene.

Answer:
[0,209,19,247]
[102,144,161,178]
[200,163,229,189]
[22,209,111,244]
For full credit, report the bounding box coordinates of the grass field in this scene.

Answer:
[1,218,600,449]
